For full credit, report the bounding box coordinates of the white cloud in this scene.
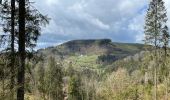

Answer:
[67,2,110,30]
[0,27,3,34]
[128,10,146,42]
[46,0,59,5]
[90,18,110,30]
[68,0,87,12]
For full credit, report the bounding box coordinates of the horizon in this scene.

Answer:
[36,38,145,50]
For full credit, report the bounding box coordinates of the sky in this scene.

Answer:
[33,0,170,49]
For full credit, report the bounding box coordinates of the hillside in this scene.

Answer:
[34,39,149,99]
[37,39,145,62]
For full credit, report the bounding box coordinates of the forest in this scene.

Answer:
[0,0,170,100]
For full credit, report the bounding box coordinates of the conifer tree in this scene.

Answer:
[68,75,83,100]
[144,0,169,99]
[37,62,46,99]
[17,0,26,99]
[46,57,64,100]
[0,0,49,50]
[161,13,169,100]
[10,0,15,99]
[0,0,49,99]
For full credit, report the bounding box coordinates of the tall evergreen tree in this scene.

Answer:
[0,0,16,99]
[37,62,46,99]
[10,0,15,99]
[162,26,169,58]
[46,57,64,100]
[68,75,83,100]
[144,0,169,100]
[161,12,169,100]
[0,0,49,99]
[0,0,49,50]
[17,0,26,99]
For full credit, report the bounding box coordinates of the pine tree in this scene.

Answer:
[144,0,169,99]
[0,0,16,98]
[10,0,15,99]
[37,62,46,99]
[0,0,49,99]
[17,0,26,99]
[162,26,169,58]
[68,75,83,100]
[161,16,169,100]
[0,0,49,50]
[46,57,64,100]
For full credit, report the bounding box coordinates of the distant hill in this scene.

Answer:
[37,39,146,63]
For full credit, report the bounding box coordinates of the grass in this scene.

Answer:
[67,55,99,69]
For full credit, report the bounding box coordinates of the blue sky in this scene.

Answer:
[33,0,170,49]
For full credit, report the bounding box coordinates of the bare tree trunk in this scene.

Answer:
[10,0,15,99]
[154,38,158,100]
[144,71,148,84]
[2,65,5,99]
[154,65,157,100]
[164,47,168,100]
[165,76,168,100]
[154,0,158,99]
[17,0,26,99]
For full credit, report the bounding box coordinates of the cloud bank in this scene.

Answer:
[33,0,170,49]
